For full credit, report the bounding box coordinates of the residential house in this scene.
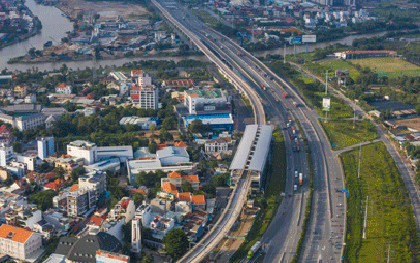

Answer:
[13,85,27,99]
[161,172,200,190]
[205,137,232,153]
[191,195,206,210]
[109,197,135,223]
[55,84,72,94]
[0,125,12,144]
[0,224,43,260]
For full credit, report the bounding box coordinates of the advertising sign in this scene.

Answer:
[335,70,349,77]
[302,35,316,43]
[289,36,302,45]
[322,98,331,111]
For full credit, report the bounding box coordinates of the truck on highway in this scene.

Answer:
[261,84,266,90]
[247,241,262,259]
[288,117,291,123]
[237,52,242,56]
[299,173,303,186]
[283,92,288,99]
[293,101,298,107]
[290,134,294,140]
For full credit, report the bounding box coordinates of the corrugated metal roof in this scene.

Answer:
[248,125,273,172]
[229,125,258,170]
[229,125,272,172]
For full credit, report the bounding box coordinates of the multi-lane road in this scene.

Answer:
[153,1,347,262]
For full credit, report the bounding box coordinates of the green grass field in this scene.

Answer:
[320,119,378,149]
[319,59,360,80]
[190,10,219,27]
[314,92,354,119]
[349,57,420,78]
[341,142,419,263]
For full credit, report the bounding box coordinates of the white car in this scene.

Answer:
[295,170,298,178]
[295,138,298,142]
[294,185,297,191]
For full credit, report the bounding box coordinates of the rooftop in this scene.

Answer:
[0,224,33,243]
[185,88,228,99]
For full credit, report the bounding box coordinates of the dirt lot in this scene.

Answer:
[395,118,420,131]
[59,0,149,19]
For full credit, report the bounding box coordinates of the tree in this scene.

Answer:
[181,181,193,193]
[188,119,205,134]
[162,228,189,260]
[162,116,176,130]
[30,190,57,210]
[149,140,157,154]
[53,166,66,179]
[201,184,216,198]
[149,124,156,135]
[11,142,22,153]
[142,253,154,263]
[133,192,144,207]
[212,173,230,187]
[71,167,86,183]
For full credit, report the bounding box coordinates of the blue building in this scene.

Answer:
[183,114,234,131]
[37,137,54,160]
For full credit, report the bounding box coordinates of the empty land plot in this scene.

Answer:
[395,117,420,131]
[320,119,378,149]
[341,142,419,263]
[349,57,420,78]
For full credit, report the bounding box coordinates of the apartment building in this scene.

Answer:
[78,171,106,201]
[37,137,55,160]
[0,113,45,132]
[137,85,158,109]
[67,186,96,217]
[0,144,13,167]
[0,125,13,145]
[109,197,135,223]
[0,224,43,260]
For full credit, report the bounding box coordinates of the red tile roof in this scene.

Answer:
[162,183,177,194]
[131,94,139,100]
[69,184,79,192]
[89,216,104,227]
[0,224,33,243]
[121,198,131,210]
[169,171,182,178]
[178,192,192,201]
[130,189,148,195]
[0,125,11,134]
[174,141,187,147]
[164,79,194,87]
[191,195,206,205]
[182,174,199,183]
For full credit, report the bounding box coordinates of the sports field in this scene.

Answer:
[319,59,360,79]
[349,57,420,78]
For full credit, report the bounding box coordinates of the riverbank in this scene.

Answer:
[0,12,42,50]
[7,50,205,64]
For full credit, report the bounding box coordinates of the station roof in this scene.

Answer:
[229,125,273,172]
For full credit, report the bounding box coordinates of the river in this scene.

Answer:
[0,0,389,72]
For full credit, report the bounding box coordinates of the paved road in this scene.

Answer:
[296,61,420,241]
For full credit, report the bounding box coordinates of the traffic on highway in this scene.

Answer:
[152,0,347,262]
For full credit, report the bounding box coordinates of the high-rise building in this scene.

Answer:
[131,218,141,253]
[67,140,97,165]
[0,144,13,167]
[37,137,54,160]
[138,85,159,110]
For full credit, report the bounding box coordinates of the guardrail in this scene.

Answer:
[150,1,264,262]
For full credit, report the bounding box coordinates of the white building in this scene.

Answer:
[205,137,232,153]
[135,203,153,227]
[131,218,142,253]
[0,112,47,132]
[67,140,133,165]
[0,144,13,166]
[67,140,97,165]
[24,94,36,104]
[183,88,230,114]
[131,70,152,87]
[156,146,190,166]
[15,153,37,171]
[0,224,43,260]
[37,137,54,160]
[109,197,135,223]
[138,85,158,109]
[78,171,106,201]
[119,116,158,130]
[55,84,73,94]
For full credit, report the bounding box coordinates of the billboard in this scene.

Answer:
[335,70,349,77]
[289,37,302,45]
[302,35,316,43]
[322,98,331,111]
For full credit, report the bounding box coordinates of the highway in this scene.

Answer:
[153,1,346,262]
